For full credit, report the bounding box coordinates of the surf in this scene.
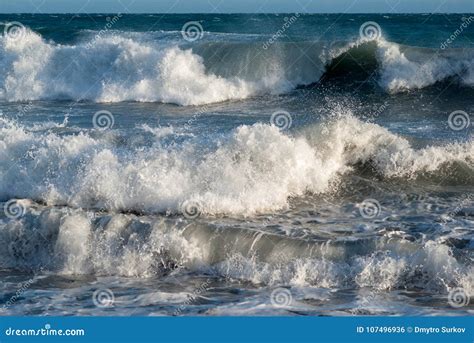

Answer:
[1,28,474,105]
[1,113,472,216]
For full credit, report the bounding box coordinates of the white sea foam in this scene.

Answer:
[0,207,471,294]
[321,37,474,92]
[377,40,474,92]
[1,114,472,216]
[2,30,473,105]
[1,110,472,289]
[0,30,306,105]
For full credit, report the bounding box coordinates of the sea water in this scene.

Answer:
[0,13,473,316]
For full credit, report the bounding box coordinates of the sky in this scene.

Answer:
[0,0,473,13]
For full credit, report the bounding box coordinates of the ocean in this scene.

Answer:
[0,13,473,316]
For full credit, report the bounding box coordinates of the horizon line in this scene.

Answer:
[1,12,473,14]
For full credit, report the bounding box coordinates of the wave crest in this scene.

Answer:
[1,114,472,215]
[2,29,474,105]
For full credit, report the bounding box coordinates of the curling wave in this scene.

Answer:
[1,29,474,105]
[0,207,472,295]
[0,114,472,216]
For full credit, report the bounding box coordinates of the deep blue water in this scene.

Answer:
[0,14,473,316]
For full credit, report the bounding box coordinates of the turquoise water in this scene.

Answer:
[0,14,473,316]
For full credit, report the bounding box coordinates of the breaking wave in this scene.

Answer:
[1,29,474,105]
[0,206,472,295]
[1,114,472,216]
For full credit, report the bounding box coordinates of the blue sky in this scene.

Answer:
[0,0,473,13]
